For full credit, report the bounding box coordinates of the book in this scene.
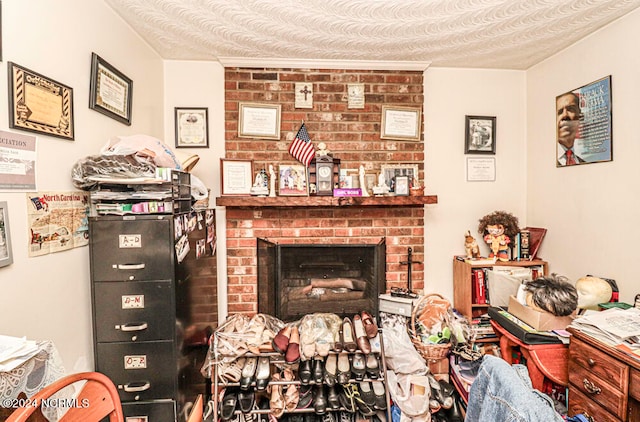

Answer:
[519,230,530,259]
[522,227,546,260]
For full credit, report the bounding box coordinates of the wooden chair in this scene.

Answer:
[6,371,124,422]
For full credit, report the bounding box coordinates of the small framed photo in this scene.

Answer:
[394,176,410,196]
[465,115,496,154]
[278,164,308,196]
[8,62,75,140]
[220,159,253,196]
[380,164,419,193]
[89,53,133,125]
[175,107,209,148]
[0,201,13,268]
[238,103,281,139]
[381,106,421,141]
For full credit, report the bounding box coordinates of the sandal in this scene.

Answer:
[268,373,285,418]
[219,357,246,383]
[282,368,299,411]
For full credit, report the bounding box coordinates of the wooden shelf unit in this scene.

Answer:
[452,257,548,319]
[216,195,437,208]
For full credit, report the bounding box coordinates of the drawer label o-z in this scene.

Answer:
[124,355,147,369]
[119,234,142,248]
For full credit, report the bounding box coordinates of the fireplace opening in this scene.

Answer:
[257,238,386,322]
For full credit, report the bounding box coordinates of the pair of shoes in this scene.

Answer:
[255,356,270,391]
[314,385,327,414]
[324,354,337,386]
[272,325,292,354]
[352,315,371,354]
[341,318,357,353]
[338,383,356,413]
[351,353,366,381]
[238,389,255,413]
[299,359,313,385]
[336,352,351,384]
[240,357,257,390]
[360,311,379,338]
[219,357,246,383]
[365,354,380,379]
[372,381,386,410]
[358,382,376,408]
[349,383,375,416]
[220,388,238,421]
[285,326,301,363]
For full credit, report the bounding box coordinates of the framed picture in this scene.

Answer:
[0,201,13,268]
[238,103,281,139]
[278,164,308,196]
[466,157,496,182]
[380,106,421,141]
[89,53,133,125]
[556,75,612,167]
[220,159,253,196]
[465,116,496,154]
[395,176,410,196]
[380,164,419,193]
[175,107,209,148]
[8,62,75,140]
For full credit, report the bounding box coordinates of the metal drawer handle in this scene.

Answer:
[583,378,601,395]
[120,322,148,332]
[124,381,150,392]
[587,358,596,367]
[116,263,145,270]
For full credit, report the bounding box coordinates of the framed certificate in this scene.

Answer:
[8,62,75,140]
[89,53,133,125]
[381,106,421,141]
[0,201,13,268]
[221,159,253,196]
[175,107,209,148]
[238,103,281,139]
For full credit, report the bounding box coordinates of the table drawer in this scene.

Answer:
[93,281,174,342]
[96,341,176,402]
[90,216,174,282]
[570,337,628,390]
[569,365,626,419]
[630,369,640,402]
[569,384,622,422]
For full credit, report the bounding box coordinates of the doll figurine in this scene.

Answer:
[478,211,520,262]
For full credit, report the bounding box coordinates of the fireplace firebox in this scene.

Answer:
[257,238,386,322]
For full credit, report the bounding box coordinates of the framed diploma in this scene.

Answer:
[89,53,133,125]
[466,157,496,182]
[238,103,281,139]
[381,106,421,141]
[221,159,253,196]
[175,107,209,148]
[8,62,75,140]
[0,201,13,268]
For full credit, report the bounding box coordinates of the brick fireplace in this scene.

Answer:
[219,66,434,315]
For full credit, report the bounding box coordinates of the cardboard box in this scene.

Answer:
[507,295,574,331]
[379,293,418,317]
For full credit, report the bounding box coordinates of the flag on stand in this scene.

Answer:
[288,123,316,167]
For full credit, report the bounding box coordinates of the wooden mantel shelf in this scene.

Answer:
[215,195,438,208]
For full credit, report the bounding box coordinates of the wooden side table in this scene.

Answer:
[490,320,568,390]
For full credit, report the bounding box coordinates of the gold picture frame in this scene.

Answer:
[175,107,209,148]
[238,103,281,139]
[380,106,421,141]
[8,62,75,140]
[89,53,133,125]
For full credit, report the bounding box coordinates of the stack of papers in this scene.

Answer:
[0,335,40,371]
[570,307,640,349]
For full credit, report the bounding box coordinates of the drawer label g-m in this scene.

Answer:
[119,234,142,248]
[124,355,147,369]
[121,295,144,309]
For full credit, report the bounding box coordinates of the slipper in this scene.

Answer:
[360,311,379,339]
[272,326,292,354]
[220,388,238,421]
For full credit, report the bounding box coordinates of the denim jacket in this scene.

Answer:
[465,355,563,422]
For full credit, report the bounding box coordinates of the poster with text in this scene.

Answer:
[0,130,37,190]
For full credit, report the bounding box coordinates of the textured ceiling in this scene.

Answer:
[105,0,640,70]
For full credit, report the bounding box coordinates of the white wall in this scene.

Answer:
[526,8,640,303]
[0,0,164,372]
[423,68,527,301]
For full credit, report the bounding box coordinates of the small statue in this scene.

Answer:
[464,230,481,259]
[268,165,276,197]
[372,171,390,196]
[359,165,369,197]
[250,168,269,196]
[316,142,331,157]
[478,211,519,262]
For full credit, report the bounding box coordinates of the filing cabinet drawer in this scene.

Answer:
[122,399,176,422]
[96,341,176,402]
[90,216,174,282]
[93,281,174,342]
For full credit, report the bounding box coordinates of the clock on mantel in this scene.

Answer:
[308,157,340,196]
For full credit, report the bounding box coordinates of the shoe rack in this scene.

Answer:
[211,331,392,421]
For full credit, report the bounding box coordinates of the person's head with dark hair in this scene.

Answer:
[523,275,578,317]
[557,92,582,150]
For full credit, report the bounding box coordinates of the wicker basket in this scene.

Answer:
[409,293,453,361]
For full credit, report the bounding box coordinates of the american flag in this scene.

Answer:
[288,123,315,167]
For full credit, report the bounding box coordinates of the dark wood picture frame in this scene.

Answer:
[465,115,496,154]
[8,62,75,140]
[89,53,133,125]
[175,107,209,148]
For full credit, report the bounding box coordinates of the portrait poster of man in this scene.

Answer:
[556,76,612,167]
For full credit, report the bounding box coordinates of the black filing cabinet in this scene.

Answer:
[90,214,191,421]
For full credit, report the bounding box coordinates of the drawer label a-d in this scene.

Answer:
[124,355,147,369]
[122,295,144,309]
[119,234,142,248]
